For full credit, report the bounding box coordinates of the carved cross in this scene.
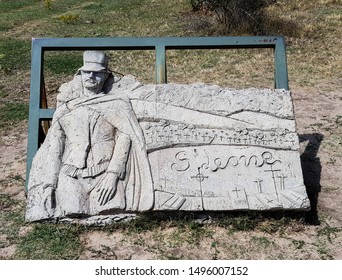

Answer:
[191,167,209,183]
[264,166,281,201]
[184,133,191,140]
[277,174,287,190]
[175,133,181,140]
[254,178,263,193]
[242,136,249,144]
[232,187,241,198]
[190,167,208,210]
[164,133,173,142]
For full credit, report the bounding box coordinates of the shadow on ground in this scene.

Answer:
[300,133,324,225]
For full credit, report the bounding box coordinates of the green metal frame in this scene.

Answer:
[26,36,289,190]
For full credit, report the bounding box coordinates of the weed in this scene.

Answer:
[211,240,220,260]
[15,223,85,259]
[0,39,31,73]
[0,101,29,129]
[327,157,336,165]
[12,174,25,182]
[229,216,257,231]
[44,51,82,75]
[190,0,277,35]
[226,243,248,259]
[43,0,53,10]
[168,228,183,246]
[217,212,304,234]
[59,13,79,24]
[104,213,161,235]
[186,222,214,245]
[259,218,288,234]
[317,224,341,243]
[315,241,334,260]
[164,254,182,260]
[161,219,214,246]
[0,194,17,211]
[291,239,305,250]
[0,198,26,251]
[97,245,118,259]
[251,236,274,248]
[0,0,36,14]
[0,1,49,32]
[82,3,104,10]
[87,246,117,259]
[217,213,259,232]
[323,185,339,193]
[335,115,342,126]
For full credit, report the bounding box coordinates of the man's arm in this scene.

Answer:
[96,131,131,206]
[107,131,131,179]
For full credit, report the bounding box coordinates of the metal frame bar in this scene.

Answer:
[26,36,289,190]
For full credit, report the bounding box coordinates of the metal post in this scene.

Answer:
[155,45,166,84]
[274,37,289,90]
[26,39,43,191]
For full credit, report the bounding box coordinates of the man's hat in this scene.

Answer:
[80,51,110,72]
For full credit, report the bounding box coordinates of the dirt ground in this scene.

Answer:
[0,73,341,259]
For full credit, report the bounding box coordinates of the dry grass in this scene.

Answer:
[0,0,341,260]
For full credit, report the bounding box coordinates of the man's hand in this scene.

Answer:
[95,172,119,206]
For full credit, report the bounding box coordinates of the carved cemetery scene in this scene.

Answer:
[26,51,310,222]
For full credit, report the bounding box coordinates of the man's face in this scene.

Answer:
[81,70,108,93]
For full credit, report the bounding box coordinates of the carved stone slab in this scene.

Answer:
[128,81,309,211]
[26,74,309,222]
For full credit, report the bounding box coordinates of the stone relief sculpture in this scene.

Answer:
[26,51,154,222]
[26,50,310,223]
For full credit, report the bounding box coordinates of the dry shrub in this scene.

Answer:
[190,0,277,34]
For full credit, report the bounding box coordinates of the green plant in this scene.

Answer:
[43,0,53,10]
[186,222,214,245]
[101,213,161,235]
[315,241,334,260]
[44,51,82,75]
[0,0,36,14]
[217,213,259,232]
[211,240,220,260]
[291,239,305,250]
[190,0,208,11]
[59,13,79,24]
[251,236,274,248]
[335,115,342,125]
[0,101,29,129]
[0,39,31,73]
[15,223,85,259]
[259,216,292,234]
[0,194,17,211]
[0,197,26,251]
[317,224,341,243]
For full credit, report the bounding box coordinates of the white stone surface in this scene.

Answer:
[128,81,309,211]
[25,54,309,223]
